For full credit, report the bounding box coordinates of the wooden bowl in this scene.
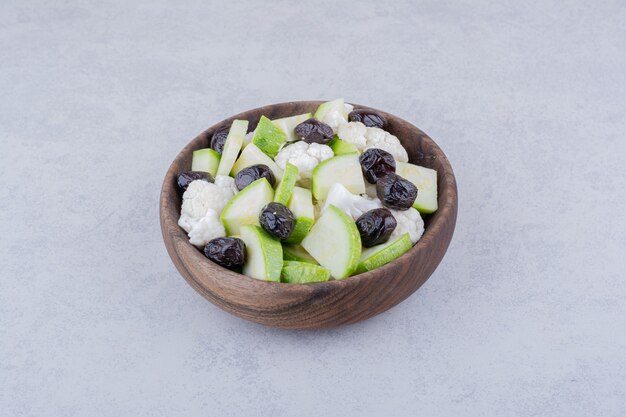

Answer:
[160,101,457,329]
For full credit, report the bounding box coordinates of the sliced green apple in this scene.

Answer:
[252,115,287,158]
[287,218,314,245]
[241,225,283,282]
[191,148,221,177]
[356,233,412,274]
[273,163,298,205]
[301,205,361,279]
[280,261,330,284]
[282,244,318,264]
[220,177,273,235]
[284,186,314,244]
[272,113,312,142]
[396,162,438,213]
[329,137,359,155]
[216,119,247,176]
[311,153,365,200]
[231,143,283,181]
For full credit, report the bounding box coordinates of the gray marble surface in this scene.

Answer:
[1,1,625,416]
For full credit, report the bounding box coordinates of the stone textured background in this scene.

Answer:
[1,1,625,416]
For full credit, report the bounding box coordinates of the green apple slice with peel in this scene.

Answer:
[329,137,359,156]
[252,116,287,158]
[216,119,247,176]
[314,98,348,123]
[241,225,282,282]
[284,186,314,244]
[273,163,298,205]
[281,261,330,284]
[286,217,314,245]
[231,143,283,181]
[301,205,361,279]
[282,244,318,264]
[311,154,365,200]
[272,113,312,142]
[356,233,413,274]
[396,162,438,214]
[191,148,221,177]
[220,178,273,235]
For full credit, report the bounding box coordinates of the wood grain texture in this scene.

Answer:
[160,101,458,329]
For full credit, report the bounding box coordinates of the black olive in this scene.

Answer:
[359,148,396,184]
[210,125,230,154]
[235,164,276,191]
[177,171,214,190]
[203,237,246,270]
[356,208,397,247]
[376,173,418,210]
[348,109,388,129]
[294,118,334,144]
[259,202,295,240]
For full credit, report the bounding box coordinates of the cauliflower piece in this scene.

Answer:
[337,122,367,151]
[187,209,225,247]
[320,105,350,133]
[307,142,333,161]
[337,122,409,162]
[344,103,354,114]
[178,179,233,233]
[322,183,383,220]
[364,127,409,162]
[274,141,333,182]
[178,212,197,234]
[214,174,238,196]
[390,208,424,244]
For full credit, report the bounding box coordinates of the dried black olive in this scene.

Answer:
[294,118,334,144]
[203,237,246,270]
[210,125,230,154]
[356,208,397,247]
[348,109,388,129]
[177,171,214,190]
[359,148,396,184]
[235,164,276,191]
[376,173,418,210]
[259,202,295,240]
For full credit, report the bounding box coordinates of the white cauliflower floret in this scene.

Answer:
[337,122,367,151]
[307,142,334,161]
[344,103,354,114]
[187,209,225,247]
[274,141,333,182]
[320,105,350,133]
[390,208,424,244]
[336,122,409,163]
[178,212,197,234]
[364,127,409,162]
[322,183,383,220]
[178,179,233,233]
[214,174,238,196]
